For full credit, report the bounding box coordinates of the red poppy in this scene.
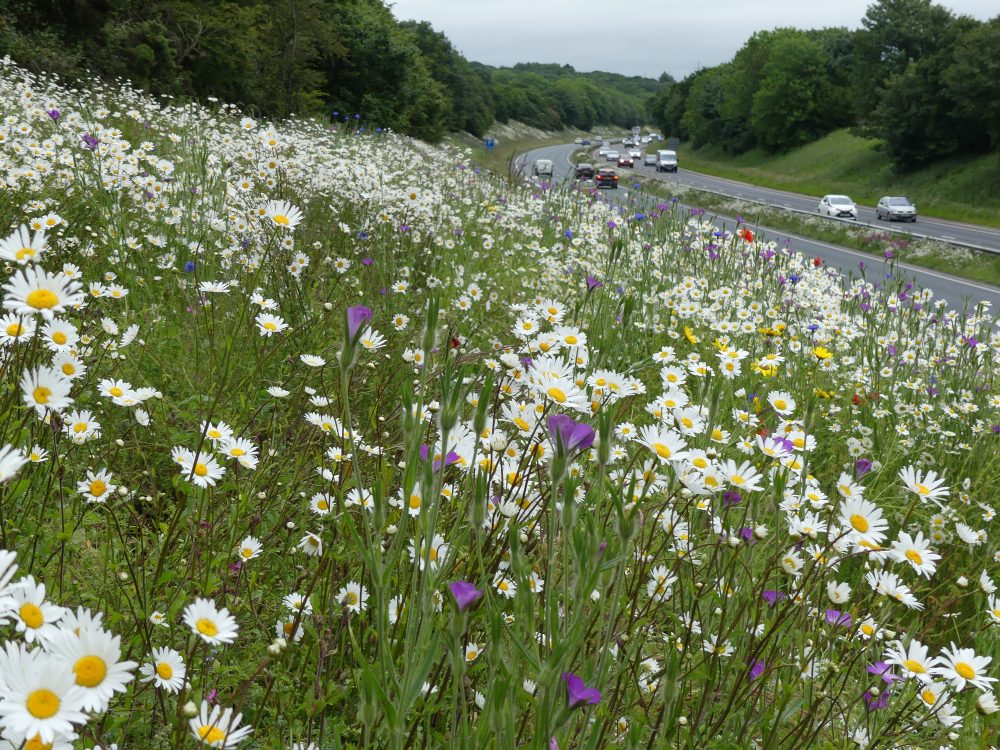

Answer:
[813,257,822,267]
[739,228,754,243]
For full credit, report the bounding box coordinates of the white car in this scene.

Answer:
[629,149,642,159]
[818,195,858,220]
[606,150,620,162]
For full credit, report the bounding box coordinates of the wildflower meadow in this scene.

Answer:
[1,57,1000,750]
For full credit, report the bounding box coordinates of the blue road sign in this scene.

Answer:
[484,138,495,150]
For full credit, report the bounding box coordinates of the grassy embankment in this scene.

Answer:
[680,129,1000,228]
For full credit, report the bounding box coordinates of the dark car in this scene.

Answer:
[574,163,595,180]
[617,156,634,169]
[580,139,591,145]
[595,168,619,189]
[876,196,917,222]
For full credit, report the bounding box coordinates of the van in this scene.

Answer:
[656,150,678,173]
[532,159,553,178]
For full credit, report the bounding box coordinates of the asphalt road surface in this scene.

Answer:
[519,143,1000,313]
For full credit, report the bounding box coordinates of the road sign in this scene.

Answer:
[484,138,495,150]
[667,137,680,151]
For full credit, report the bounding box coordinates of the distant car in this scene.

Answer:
[574,163,595,180]
[876,196,917,222]
[574,137,583,145]
[628,149,642,159]
[643,154,657,166]
[818,194,858,219]
[598,146,610,157]
[606,150,620,162]
[580,139,591,145]
[617,155,634,168]
[595,168,619,189]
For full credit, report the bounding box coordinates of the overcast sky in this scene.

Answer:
[389,0,999,78]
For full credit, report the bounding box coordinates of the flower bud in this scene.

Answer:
[183,701,198,717]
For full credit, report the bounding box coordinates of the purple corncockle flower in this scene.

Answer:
[598,541,607,556]
[864,689,890,711]
[82,134,99,150]
[749,660,766,681]
[520,356,533,369]
[47,109,60,121]
[722,490,742,507]
[883,249,894,260]
[867,661,901,684]
[361,257,373,266]
[346,305,372,338]
[739,527,754,544]
[762,590,786,606]
[562,672,601,708]
[206,688,218,704]
[607,220,617,229]
[547,414,595,454]
[993,425,1000,434]
[586,275,603,291]
[419,444,460,470]
[855,458,873,478]
[448,580,483,612]
[825,609,852,627]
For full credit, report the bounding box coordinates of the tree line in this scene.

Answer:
[646,0,1000,171]
[0,0,655,141]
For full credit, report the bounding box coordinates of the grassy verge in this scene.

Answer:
[678,129,1000,227]
[631,171,1000,287]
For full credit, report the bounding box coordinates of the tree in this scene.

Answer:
[943,17,1000,152]
[751,32,840,153]
[852,0,956,127]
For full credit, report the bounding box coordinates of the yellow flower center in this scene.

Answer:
[915,483,930,495]
[272,214,289,225]
[73,654,107,687]
[653,443,672,459]
[905,549,923,565]
[61,363,76,376]
[73,422,88,433]
[547,387,566,403]
[773,399,787,411]
[850,514,869,533]
[861,623,874,636]
[409,495,421,510]
[156,661,173,680]
[514,417,530,432]
[196,618,218,637]
[198,726,227,743]
[230,448,245,457]
[564,335,578,345]
[920,688,936,705]
[347,592,359,605]
[16,247,36,261]
[316,499,329,511]
[26,289,58,309]
[955,662,976,680]
[241,547,254,558]
[263,322,277,331]
[730,475,746,485]
[5,322,23,336]
[109,387,123,397]
[89,480,107,497]
[903,659,926,674]
[20,603,44,628]
[33,386,51,405]
[194,463,209,477]
[26,689,60,719]
[51,331,67,344]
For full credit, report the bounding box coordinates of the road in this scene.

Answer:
[519,143,1000,312]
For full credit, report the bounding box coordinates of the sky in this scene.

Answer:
[389,0,999,79]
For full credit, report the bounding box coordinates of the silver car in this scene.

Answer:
[876,196,917,223]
